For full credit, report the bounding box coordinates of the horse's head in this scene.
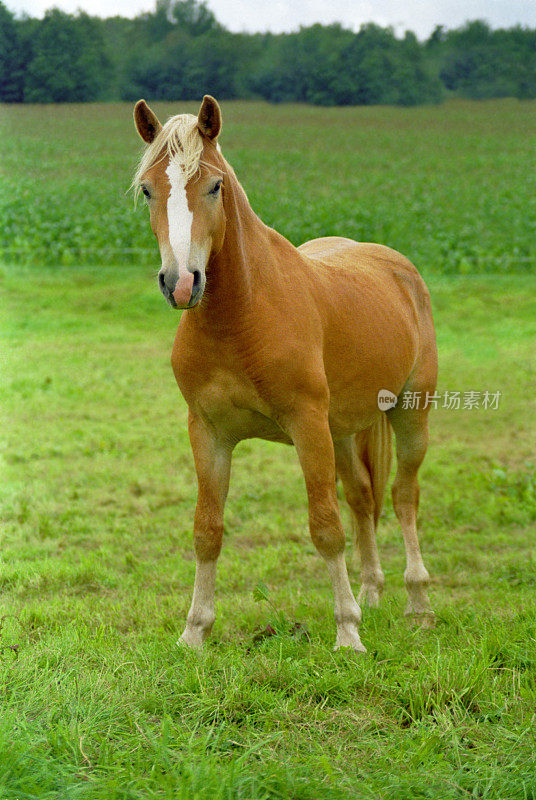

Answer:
[133,96,225,309]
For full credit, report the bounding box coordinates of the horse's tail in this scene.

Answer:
[363,413,393,526]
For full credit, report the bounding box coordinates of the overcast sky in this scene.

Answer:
[7,0,536,39]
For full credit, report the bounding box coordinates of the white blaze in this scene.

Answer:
[166,160,193,268]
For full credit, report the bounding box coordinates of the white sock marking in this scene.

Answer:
[179,560,217,649]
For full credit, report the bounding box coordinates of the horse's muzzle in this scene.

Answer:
[172,270,194,307]
[159,269,202,309]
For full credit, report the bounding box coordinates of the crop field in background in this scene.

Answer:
[1,99,535,272]
[1,100,536,798]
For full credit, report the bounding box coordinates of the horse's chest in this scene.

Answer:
[173,347,287,443]
[199,377,289,443]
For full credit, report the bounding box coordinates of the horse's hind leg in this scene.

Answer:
[334,436,384,607]
[387,403,434,622]
[288,407,365,653]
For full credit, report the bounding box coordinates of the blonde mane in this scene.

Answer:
[133,114,204,197]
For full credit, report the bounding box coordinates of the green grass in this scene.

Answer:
[1,99,536,797]
[0,99,535,272]
[1,264,535,799]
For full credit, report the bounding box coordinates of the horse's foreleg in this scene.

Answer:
[289,408,365,653]
[179,411,232,650]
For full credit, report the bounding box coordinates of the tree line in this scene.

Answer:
[1,0,535,105]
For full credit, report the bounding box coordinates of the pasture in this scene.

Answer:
[1,99,536,798]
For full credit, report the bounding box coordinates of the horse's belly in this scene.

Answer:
[322,296,418,435]
[327,388,383,439]
[324,339,414,437]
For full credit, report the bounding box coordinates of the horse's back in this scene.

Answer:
[299,237,423,288]
[298,236,433,326]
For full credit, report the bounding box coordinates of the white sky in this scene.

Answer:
[7,0,536,39]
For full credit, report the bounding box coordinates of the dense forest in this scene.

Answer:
[1,0,535,104]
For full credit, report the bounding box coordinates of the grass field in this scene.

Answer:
[1,99,536,798]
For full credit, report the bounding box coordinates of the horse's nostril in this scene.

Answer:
[158,272,166,291]
[192,270,200,290]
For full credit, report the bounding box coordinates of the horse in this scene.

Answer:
[132,95,438,653]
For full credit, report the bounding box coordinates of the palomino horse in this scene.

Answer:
[133,96,437,653]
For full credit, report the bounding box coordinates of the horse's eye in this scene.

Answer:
[209,180,222,196]
[141,186,151,199]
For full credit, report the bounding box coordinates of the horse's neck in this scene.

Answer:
[193,166,280,330]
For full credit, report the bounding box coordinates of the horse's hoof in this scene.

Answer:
[334,640,367,654]
[334,626,367,653]
[357,584,382,608]
[405,611,436,630]
[177,630,204,650]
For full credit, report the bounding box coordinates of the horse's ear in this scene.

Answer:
[134,99,162,144]
[197,95,221,141]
